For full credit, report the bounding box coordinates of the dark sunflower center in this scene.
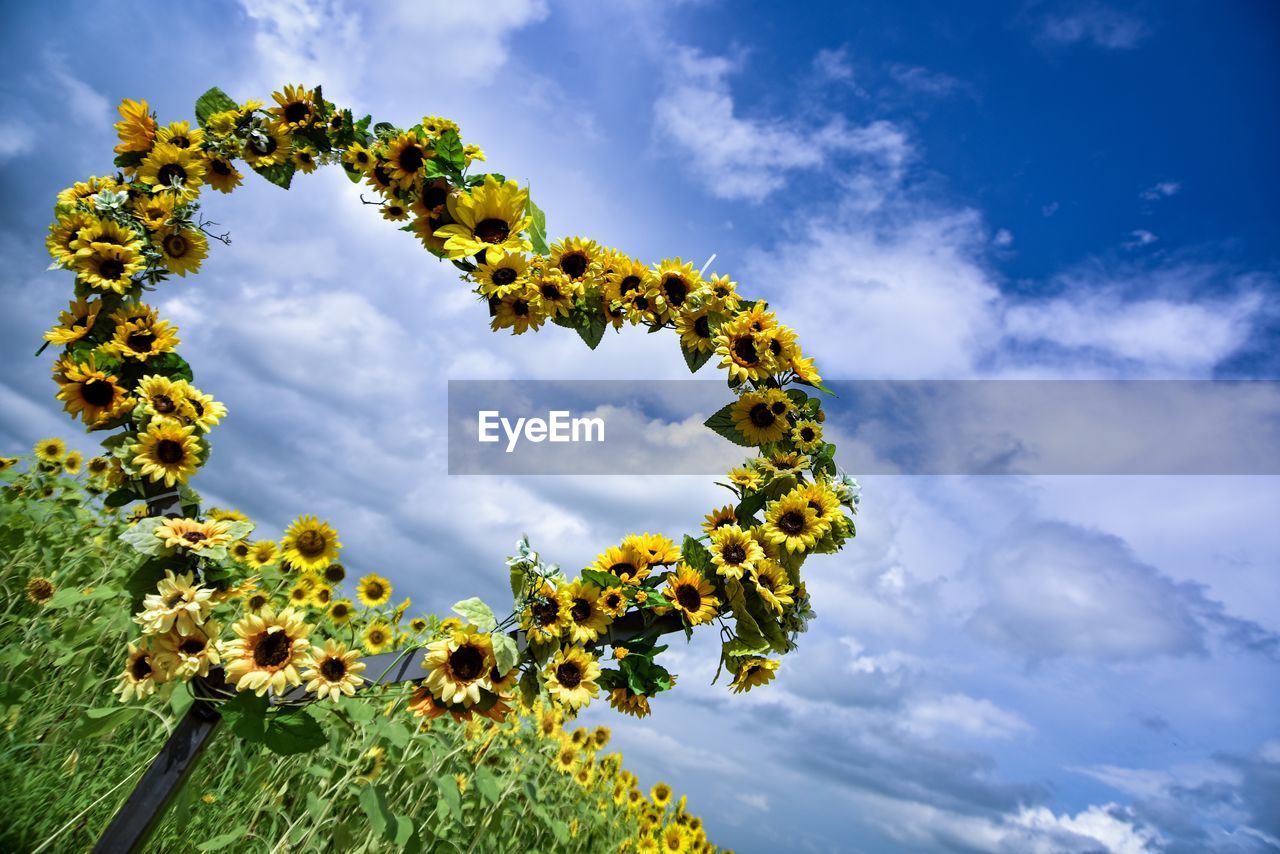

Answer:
[532,599,560,626]
[372,165,392,186]
[253,630,292,668]
[609,562,635,579]
[604,593,623,610]
[82,379,115,406]
[769,338,783,356]
[283,101,311,124]
[512,299,530,317]
[163,233,189,258]
[183,531,206,544]
[420,183,448,209]
[153,394,176,414]
[675,584,701,612]
[561,253,588,280]
[693,315,711,338]
[320,657,348,681]
[732,335,759,364]
[570,599,592,623]
[179,638,206,655]
[99,258,125,280]
[556,662,583,689]
[398,144,425,174]
[722,543,747,565]
[778,511,806,535]
[297,530,327,557]
[170,135,190,148]
[540,283,562,300]
[663,276,688,306]
[368,629,386,644]
[749,403,775,428]
[492,267,518,286]
[800,427,816,441]
[475,218,510,245]
[155,439,185,465]
[210,159,232,176]
[130,656,153,680]
[157,163,187,186]
[633,295,650,310]
[364,582,384,600]
[808,500,824,516]
[771,401,788,416]
[126,331,156,352]
[449,644,485,682]
[758,574,776,591]
[619,275,641,295]
[331,604,349,618]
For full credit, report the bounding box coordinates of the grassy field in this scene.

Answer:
[0,448,715,853]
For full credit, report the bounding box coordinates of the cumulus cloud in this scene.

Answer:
[1037,3,1150,50]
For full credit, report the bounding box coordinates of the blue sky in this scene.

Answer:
[1,1,1278,851]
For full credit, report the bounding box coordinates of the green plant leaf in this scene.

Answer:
[681,536,713,575]
[359,784,392,837]
[436,773,462,820]
[264,708,327,756]
[219,691,268,743]
[451,597,497,631]
[704,402,752,447]
[119,517,168,556]
[197,828,247,852]
[194,87,238,128]
[526,197,549,256]
[253,162,295,190]
[113,150,145,170]
[683,345,713,373]
[491,631,519,676]
[474,766,502,805]
[580,568,619,589]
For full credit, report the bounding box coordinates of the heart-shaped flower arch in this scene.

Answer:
[40,85,858,735]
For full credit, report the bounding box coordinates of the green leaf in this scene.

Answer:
[474,766,502,805]
[724,577,770,654]
[126,556,180,613]
[735,489,770,524]
[119,517,168,556]
[526,197,549,256]
[574,311,607,350]
[44,588,84,609]
[104,486,139,508]
[144,351,194,383]
[580,569,620,589]
[194,87,239,127]
[359,784,392,837]
[113,150,145,170]
[253,161,295,190]
[73,706,137,738]
[704,402,753,447]
[683,345,714,373]
[434,130,466,169]
[451,597,497,631]
[796,376,837,396]
[219,691,268,743]
[197,828,247,852]
[491,631,518,676]
[264,708,327,756]
[681,536,713,576]
[436,773,462,820]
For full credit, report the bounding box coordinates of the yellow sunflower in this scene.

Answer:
[134,374,193,421]
[131,420,200,486]
[322,562,346,585]
[34,437,66,462]
[762,493,825,553]
[137,143,205,200]
[62,450,83,474]
[598,586,628,618]
[25,576,55,605]
[380,199,410,221]
[651,782,673,808]
[730,390,791,445]
[269,84,318,131]
[342,142,375,174]
[172,381,226,431]
[243,124,292,167]
[136,570,215,636]
[436,175,532,264]
[280,515,341,572]
[113,98,156,155]
[730,657,779,693]
[410,176,452,219]
[247,539,278,569]
[73,242,144,294]
[608,687,652,719]
[302,639,366,701]
[204,155,243,193]
[704,272,742,314]
[652,258,702,317]
[623,532,682,565]
[714,323,773,383]
[564,580,613,644]
[664,564,719,626]
[383,132,432,187]
[750,560,795,613]
[327,598,355,625]
[356,573,392,607]
[474,252,531,297]
[45,212,95,266]
[153,622,222,679]
[222,607,313,696]
[521,582,569,644]
[674,307,718,355]
[544,646,601,711]
[114,641,167,702]
[549,236,601,282]
[103,310,181,361]
[701,505,738,536]
[131,193,176,231]
[153,518,234,553]
[156,120,204,150]
[158,227,209,277]
[532,268,581,318]
[589,544,652,586]
[708,524,764,579]
[52,355,133,426]
[422,626,493,707]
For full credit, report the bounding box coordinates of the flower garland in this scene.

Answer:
[39,85,859,743]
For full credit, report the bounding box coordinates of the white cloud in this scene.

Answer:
[812,46,855,82]
[889,63,964,98]
[42,51,110,125]
[1010,804,1162,853]
[1141,180,1182,201]
[900,694,1031,740]
[1123,228,1159,249]
[0,119,35,159]
[1038,4,1149,50]
[653,46,911,202]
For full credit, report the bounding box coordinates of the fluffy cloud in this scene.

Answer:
[1036,3,1150,50]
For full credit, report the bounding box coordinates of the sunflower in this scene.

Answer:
[222,607,312,696]
[652,258,702,317]
[364,159,397,195]
[172,381,226,431]
[589,544,652,586]
[154,518,234,553]
[56,175,122,208]
[356,573,392,607]
[131,192,177,231]
[302,640,366,701]
[409,617,429,634]
[156,120,204,150]
[597,586,628,618]
[228,539,253,563]
[158,227,209,276]
[71,218,141,253]
[708,525,764,579]
[704,272,742,314]
[623,283,661,326]
[544,646,601,711]
[114,98,156,154]
[410,176,452,219]
[310,585,333,608]
[750,560,795,613]
[660,825,688,852]
[623,532,682,565]
[727,464,763,492]
[270,84,318,131]
[153,622,222,679]
[104,310,181,361]
[115,641,166,702]
[62,450,83,474]
[798,481,841,529]
[474,252,531,297]
[73,241,144,294]
[86,456,110,477]
[136,570,215,636]
[316,562,344,586]
[674,307,718,355]
[762,493,824,553]
[490,285,547,334]
[521,582,569,643]
[701,505,738,536]
[532,268,581,318]
[549,237,601,282]
[204,155,243,193]
[137,143,205,200]
[131,420,200,486]
[731,391,790,445]
[380,199,410,221]
[420,115,460,137]
[243,124,291,167]
[436,175,532,264]
[34,437,66,462]
[714,324,772,383]
[757,450,808,478]
[422,626,493,707]
[45,212,95,266]
[342,142,375,174]
[134,374,192,421]
[356,746,386,784]
[288,580,315,609]
[280,515,341,572]
[664,564,719,626]
[327,598,355,624]
[53,356,132,426]
[291,146,317,173]
[383,132,432,187]
[730,657,779,693]
[553,740,579,774]
[25,577,55,606]
[651,782,673,808]
[245,540,278,569]
[564,581,612,644]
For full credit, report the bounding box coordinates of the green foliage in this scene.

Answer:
[704,401,753,446]
[526,197,549,256]
[194,87,238,127]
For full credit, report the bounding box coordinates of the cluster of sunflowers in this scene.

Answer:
[38,84,857,733]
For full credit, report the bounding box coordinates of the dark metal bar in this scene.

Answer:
[93,675,225,854]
